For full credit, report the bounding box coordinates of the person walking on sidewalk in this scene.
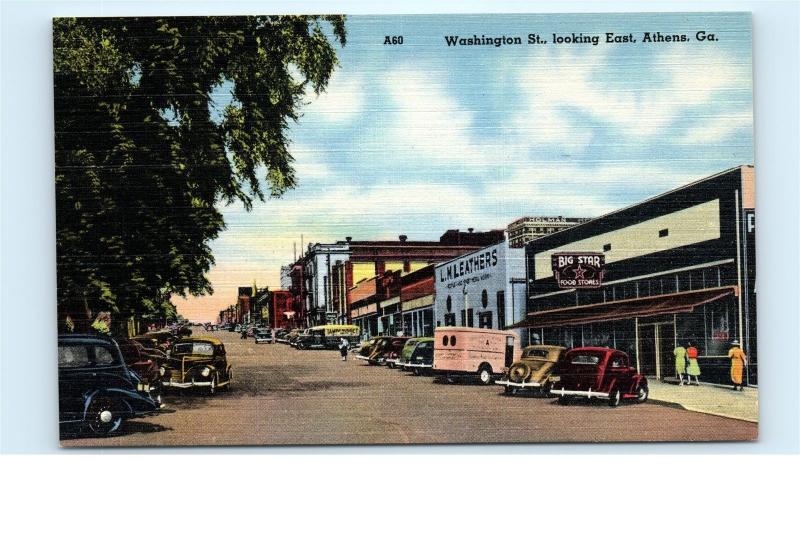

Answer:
[686,342,701,385]
[338,337,350,362]
[673,342,688,385]
[728,340,748,391]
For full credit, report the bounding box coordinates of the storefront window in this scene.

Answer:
[478,311,493,329]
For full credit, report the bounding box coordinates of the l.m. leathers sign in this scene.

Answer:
[551,253,605,288]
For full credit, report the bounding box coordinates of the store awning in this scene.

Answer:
[509,286,738,329]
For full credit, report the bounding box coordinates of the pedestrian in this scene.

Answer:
[686,341,701,386]
[339,337,350,362]
[673,342,688,385]
[728,340,748,391]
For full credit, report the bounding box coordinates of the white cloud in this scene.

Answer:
[304,71,365,122]
[515,47,752,140]
[381,65,495,167]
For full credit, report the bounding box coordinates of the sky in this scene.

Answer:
[172,12,753,322]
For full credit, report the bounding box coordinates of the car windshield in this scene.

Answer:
[173,342,214,356]
[58,344,118,368]
[568,354,601,365]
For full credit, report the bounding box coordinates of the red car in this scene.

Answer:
[547,347,648,407]
[116,337,165,406]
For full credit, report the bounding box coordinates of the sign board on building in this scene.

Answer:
[551,253,605,289]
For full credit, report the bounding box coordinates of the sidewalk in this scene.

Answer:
[647,380,758,423]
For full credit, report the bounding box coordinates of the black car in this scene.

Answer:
[404,339,434,376]
[58,334,159,435]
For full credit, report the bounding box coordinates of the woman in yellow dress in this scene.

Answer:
[728,340,748,391]
[673,343,687,385]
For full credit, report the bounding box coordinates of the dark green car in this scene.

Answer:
[399,338,434,375]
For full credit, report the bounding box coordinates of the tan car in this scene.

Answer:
[495,345,566,395]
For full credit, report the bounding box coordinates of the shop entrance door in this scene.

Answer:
[637,322,675,380]
[638,326,656,376]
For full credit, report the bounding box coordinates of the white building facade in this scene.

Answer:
[433,241,527,339]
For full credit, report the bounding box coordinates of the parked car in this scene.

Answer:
[380,336,412,368]
[162,336,232,394]
[58,334,159,435]
[234,325,242,333]
[354,337,380,361]
[295,325,361,350]
[116,337,165,406]
[254,328,272,344]
[363,336,410,366]
[137,330,178,353]
[547,347,649,407]
[401,338,435,375]
[432,327,521,385]
[129,336,167,356]
[288,329,307,348]
[397,338,426,371]
[495,345,567,396]
[274,329,290,343]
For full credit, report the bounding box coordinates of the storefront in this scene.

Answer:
[434,240,527,340]
[518,166,757,385]
[400,265,435,337]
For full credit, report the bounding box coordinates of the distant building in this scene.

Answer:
[331,229,506,326]
[279,265,293,289]
[506,216,590,248]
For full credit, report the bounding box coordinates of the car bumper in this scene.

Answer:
[355,355,371,361]
[405,363,432,369]
[162,379,213,389]
[549,387,609,399]
[495,379,542,389]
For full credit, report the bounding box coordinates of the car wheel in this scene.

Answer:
[87,397,125,435]
[608,387,622,407]
[477,364,493,386]
[541,382,552,398]
[636,383,649,403]
[413,367,421,376]
[504,385,516,396]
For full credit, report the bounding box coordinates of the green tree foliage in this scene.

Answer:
[54,16,346,331]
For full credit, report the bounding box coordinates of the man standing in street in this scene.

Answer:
[339,337,350,362]
[728,340,748,391]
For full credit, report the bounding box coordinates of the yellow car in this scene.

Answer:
[495,345,566,396]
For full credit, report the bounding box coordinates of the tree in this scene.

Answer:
[54,16,346,332]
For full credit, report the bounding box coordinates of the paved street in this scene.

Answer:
[62,330,757,447]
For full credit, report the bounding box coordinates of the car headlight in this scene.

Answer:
[201,367,211,377]
[159,366,166,376]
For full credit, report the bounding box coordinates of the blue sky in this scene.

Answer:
[174,12,753,321]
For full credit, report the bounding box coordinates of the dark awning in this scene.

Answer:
[509,286,738,329]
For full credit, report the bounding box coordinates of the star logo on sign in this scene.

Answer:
[573,265,587,280]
